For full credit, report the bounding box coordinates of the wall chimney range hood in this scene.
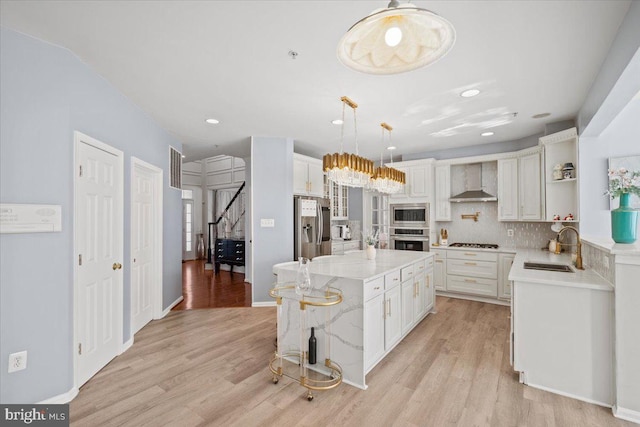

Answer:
[449,163,498,203]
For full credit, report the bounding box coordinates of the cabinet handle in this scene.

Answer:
[464,279,477,283]
[464,253,477,256]
[435,260,443,263]
[388,298,392,317]
[464,262,477,266]
[374,286,380,290]
[426,276,430,288]
[383,299,387,319]
[394,277,399,281]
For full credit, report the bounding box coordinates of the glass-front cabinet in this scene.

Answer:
[365,191,389,248]
[330,182,349,220]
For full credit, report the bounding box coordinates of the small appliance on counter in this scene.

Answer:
[439,228,448,246]
[336,224,351,240]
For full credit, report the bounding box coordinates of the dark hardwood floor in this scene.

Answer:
[173,260,251,309]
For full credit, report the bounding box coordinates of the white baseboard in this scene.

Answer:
[252,301,276,307]
[38,387,78,404]
[121,336,134,353]
[526,381,612,408]
[160,296,184,318]
[613,405,640,424]
[436,291,510,306]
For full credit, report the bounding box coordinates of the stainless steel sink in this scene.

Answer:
[523,262,574,273]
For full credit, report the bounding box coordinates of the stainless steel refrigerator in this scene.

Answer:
[294,196,331,260]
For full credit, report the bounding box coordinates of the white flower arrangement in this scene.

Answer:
[363,229,379,247]
[606,167,640,199]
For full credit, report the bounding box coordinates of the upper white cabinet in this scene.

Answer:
[293,153,324,197]
[389,159,433,200]
[540,128,579,222]
[497,158,519,221]
[497,148,544,221]
[519,150,544,221]
[434,164,451,221]
[330,182,349,220]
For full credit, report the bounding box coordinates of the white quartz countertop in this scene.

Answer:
[273,249,433,281]
[508,248,613,292]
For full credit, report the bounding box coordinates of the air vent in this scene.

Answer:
[170,146,182,189]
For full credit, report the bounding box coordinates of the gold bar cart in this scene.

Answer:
[269,284,343,401]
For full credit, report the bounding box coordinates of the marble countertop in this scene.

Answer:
[508,248,613,292]
[581,236,640,255]
[273,249,433,281]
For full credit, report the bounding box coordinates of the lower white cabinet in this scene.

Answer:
[445,250,498,298]
[433,249,446,291]
[401,278,415,335]
[498,253,515,300]
[384,283,402,351]
[364,257,436,372]
[364,293,385,371]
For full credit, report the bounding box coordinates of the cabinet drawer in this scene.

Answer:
[384,269,401,290]
[344,241,360,251]
[413,260,427,276]
[432,249,446,261]
[446,275,498,297]
[364,276,385,301]
[401,265,414,282]
[447,259,497,279]
[447,250,497,262]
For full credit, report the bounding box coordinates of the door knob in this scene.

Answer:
[112,263,122,270]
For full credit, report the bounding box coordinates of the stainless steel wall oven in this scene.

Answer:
[390,203,428,227]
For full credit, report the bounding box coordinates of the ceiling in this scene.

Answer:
[0,1,631,162]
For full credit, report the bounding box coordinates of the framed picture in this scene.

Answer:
[609,155,640,209]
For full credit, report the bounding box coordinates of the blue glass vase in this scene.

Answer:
[611,193,638,243]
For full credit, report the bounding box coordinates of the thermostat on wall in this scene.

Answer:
[0,204,62,233]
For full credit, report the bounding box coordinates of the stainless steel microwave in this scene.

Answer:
[390,203,429,227]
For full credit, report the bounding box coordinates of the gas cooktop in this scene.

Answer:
[449,243,499,249]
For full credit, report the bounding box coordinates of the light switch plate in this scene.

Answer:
[260,218,275,228]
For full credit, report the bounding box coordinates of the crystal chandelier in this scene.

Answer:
[337,0,456,75]
[368,123,405,194]
[323,96,374,188]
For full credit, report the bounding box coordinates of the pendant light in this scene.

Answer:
[337,0,456,75]
[368,123,405,194]
[323,96,374,188]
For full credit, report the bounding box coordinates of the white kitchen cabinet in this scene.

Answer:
[364,293,385,372]
[330,182,349,220]
[414,271,426,321]
[433,249,446,291]
[540,128,579,222]
[446,250,498,297]
[497,158,519,221]
[389,159,433,200]
[498,253,515,300]
[519,151,544,221]
[331,239,360,255]
[401,278,415,335]
[497,149,544,221]
[434,164,451,221]
[293,154,324,197]
[384,283,402,351]
[425,266,434,312]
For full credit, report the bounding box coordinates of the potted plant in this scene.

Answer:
[363,230,379,260]
[606,167,640,243]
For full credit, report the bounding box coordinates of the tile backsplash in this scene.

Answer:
[582,242,615,284]
[435,202,559,250]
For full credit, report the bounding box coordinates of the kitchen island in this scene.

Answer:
[509,249,614,406]
[273,250,435,389]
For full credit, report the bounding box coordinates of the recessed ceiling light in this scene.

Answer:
[205,118,219,124]
[387,146,397,150]
[532,113,551,119]
[460,89,480,98]
[331,119,344,125]
[481,132,494,136]
[181,155,186,159]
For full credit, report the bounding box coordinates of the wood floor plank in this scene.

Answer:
[69,297,633,427]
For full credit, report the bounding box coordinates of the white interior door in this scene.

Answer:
[131,160,160,335]
[75,132,123,388]
[183,200,195,260]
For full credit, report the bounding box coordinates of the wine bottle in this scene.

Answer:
[309,327,317,365]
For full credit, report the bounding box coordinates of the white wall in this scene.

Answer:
[580,95,640,239]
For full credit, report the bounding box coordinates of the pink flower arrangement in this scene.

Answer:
[606,167,640,199]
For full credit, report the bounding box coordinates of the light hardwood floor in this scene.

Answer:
[70,297,632,426]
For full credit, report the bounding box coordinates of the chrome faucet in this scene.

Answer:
[554,225,584,270]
